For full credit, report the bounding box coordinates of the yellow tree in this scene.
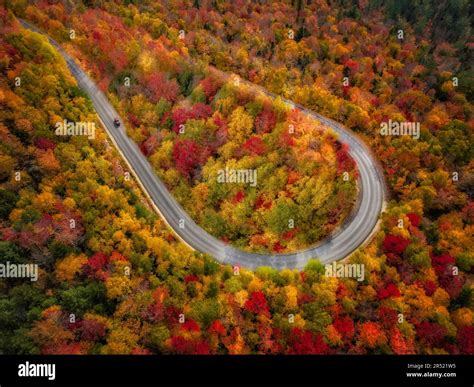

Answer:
[227,106,253,144]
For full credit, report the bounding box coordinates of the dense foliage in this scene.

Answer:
[0,1,472,355]
[12,3,358,253]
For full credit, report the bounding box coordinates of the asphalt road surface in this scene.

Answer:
[21,20,387,270]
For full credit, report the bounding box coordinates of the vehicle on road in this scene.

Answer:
[113,118,120,128]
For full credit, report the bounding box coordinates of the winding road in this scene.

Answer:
[21,19,387,270]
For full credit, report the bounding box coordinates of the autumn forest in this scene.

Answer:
[0,0,472,357]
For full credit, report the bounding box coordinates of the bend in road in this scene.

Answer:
[20,19,387,270]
